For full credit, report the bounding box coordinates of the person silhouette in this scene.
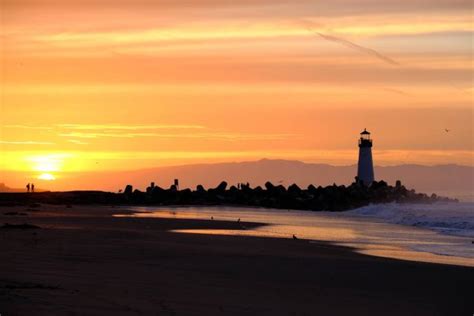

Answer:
[26,183,30,193]
[31,183,35,193]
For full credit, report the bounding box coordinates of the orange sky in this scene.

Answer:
[1,0,473,189]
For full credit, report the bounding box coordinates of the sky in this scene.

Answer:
[1,0,473,189]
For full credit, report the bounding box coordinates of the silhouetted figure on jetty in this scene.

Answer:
[31,183,35,193]
[293,234,298,240]
[26,183,30,193]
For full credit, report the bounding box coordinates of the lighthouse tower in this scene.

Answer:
[357,129,375,186]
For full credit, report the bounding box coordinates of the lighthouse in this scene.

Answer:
[357,129,375,186]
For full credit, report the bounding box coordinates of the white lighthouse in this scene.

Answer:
[357,129,375,186]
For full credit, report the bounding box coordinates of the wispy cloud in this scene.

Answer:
[0,140,55,145]
[5,124,205,130]
[67,139,89,145]
[59,132,139,139]
[57,124,205,130]
[4,125,53,130]
[58,132,297,141]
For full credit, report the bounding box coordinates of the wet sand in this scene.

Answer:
[0,205,472,315]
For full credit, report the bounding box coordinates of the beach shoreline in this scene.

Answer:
[0,204,472,315]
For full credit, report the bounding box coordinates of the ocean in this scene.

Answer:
[124,202,474,267]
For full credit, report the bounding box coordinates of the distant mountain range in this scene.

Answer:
[0,183,21,192]
[115,159,472,200]
[2,159,473,200]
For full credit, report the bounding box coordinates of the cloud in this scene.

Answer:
[4,123,206,134]
[3,0,471,16]
[5,123,295,142]
[0,140,54,145]
[58,132,297,141]
[57,124,205,130]
[4,125,53,130]
[67,139,89,145]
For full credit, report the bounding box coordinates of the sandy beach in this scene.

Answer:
[0,204,472,316]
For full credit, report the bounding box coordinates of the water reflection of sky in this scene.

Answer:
[116,206,474,267]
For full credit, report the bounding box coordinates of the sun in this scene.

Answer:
[38,173,56,181]
[32,156,60,172]
[27,154,66,182]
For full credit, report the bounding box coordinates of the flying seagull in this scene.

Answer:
[445,129,451,133]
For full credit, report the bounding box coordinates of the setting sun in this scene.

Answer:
[26,154,68,182]
[38,173,56,181]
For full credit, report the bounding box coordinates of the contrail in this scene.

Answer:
[298,19,400,66]
[299,20,465,95]
[382,88,411,96]
[315,32,400,66]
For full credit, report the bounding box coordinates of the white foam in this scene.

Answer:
[347,202,474,238]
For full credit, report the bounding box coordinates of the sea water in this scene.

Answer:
[123,202,474,267]
[346,202,474,238]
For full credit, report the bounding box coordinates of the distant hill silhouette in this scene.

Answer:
[115,159,472,200]
[0,183,22,192]
[2,160,472,200]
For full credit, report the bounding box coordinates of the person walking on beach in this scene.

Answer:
[31,183,35,193]
[26,183,30,193]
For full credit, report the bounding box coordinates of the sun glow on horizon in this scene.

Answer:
[29,155,65,172]
[28,155,65,181]
[38,173,56,181]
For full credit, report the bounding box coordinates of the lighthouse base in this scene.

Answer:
[357,147,375,186]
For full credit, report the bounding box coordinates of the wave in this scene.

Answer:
[347,202,474,238]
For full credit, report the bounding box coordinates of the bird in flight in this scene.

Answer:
[445,129,451,133]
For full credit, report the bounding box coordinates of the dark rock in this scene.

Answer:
[124,185,133,195]
[265,182,275,191]
[215,181,228,192]
[307,184,317,193]
[196,185,206,193]
[288,184,301,195]
[0,177,455,211]
[3,212,28,216]
[1,223,40,230]
[169,185,178,192]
